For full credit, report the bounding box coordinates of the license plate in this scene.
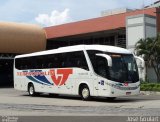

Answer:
[126,92,131,95]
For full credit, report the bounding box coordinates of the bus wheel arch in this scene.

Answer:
[28,82,36,96]
[79,83,91,101]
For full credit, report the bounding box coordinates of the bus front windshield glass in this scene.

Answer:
[109,54,139,83]
[87,50,139,83]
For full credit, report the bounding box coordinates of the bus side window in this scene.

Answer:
[96,57,109,78]
[15,58,21,70]
[76,59,87,70]
[46,54,61,68]
[70,51,89,71]
[46,54,53,68]
[61,53,71,68]
[87,50,110,78]
[48,63,53,68]
[78,51,89,70]
[41,63,45,69]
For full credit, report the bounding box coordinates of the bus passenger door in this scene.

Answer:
[91,73,99,96]
[93,57,109,97]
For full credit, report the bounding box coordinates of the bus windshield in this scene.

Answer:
[109,54,139,83]
[87,50,139,83]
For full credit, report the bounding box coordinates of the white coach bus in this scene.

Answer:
[14,45,140,100]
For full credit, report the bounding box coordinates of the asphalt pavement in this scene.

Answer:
[0,88,160,122]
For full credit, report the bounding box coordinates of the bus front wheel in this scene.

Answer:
[80,85,91,101]
[28,83,36,96]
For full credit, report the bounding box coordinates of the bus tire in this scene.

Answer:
[28,83,36,96]
[80,85,91,101]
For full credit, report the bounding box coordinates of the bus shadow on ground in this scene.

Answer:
[22,93,158,103]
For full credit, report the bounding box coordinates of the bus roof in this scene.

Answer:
[15,45,132,58]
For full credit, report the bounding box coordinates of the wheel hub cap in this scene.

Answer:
[30,87,34,95]
[82,88,89,98]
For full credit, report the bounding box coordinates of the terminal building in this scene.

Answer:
[1,1,160,86]
[45,7,159,51]
[44,7,160,82]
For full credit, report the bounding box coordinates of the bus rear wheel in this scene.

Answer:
[28,83,36,96]
[80,85,91,101]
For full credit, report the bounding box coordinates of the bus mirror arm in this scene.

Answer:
[134,56,145,69]
[96,53,112,67]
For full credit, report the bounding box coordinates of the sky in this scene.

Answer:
[0,0,158,27]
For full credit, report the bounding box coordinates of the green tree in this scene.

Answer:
[135,35,160,82]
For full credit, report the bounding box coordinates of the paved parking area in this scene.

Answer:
[0,88,160,116]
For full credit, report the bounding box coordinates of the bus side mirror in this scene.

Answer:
[96,53,112,67]
[134,56,145,69]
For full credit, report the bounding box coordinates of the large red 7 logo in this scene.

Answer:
[50,69,73,86]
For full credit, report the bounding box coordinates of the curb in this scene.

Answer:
[140,91,160,95]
